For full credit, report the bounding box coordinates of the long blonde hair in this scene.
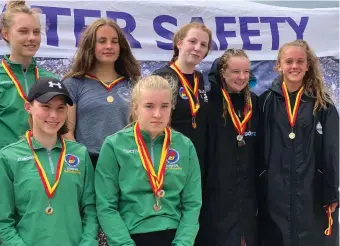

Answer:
[0,0,40,43]
[276,40,332,111]
[219,49,252,126]
[129,75,178,123]
[171,22,212,62]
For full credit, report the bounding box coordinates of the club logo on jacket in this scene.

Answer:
[166,148,182,170]
[179,87,188,100]
[316,122,323,134]
[244,131,256,137]
[199,89,208,103]
[64,154,81,174]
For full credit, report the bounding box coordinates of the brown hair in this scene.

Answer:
[27,103,69,136]
[276,39,333,112]
[219,49,252,126]
[63,18,140,82]
[171,22,212,62]
[0,1,40,43]
[129,75,178,123]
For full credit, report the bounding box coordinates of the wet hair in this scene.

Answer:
[219,49,252,126]
[0,0,40,43]
[276,39,333,112]
[171,22,212,63]
[63,18,140,82]
[129,75,178,123]
[27,101,69,136]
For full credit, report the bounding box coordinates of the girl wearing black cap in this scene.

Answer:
[196,49,259,246]
[0,77,98,245]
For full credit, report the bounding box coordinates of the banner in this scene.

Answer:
[1,1,339,61]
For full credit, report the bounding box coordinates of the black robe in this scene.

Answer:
[258,79,339,246]
[153,65,209,182]
[196,58,259,246]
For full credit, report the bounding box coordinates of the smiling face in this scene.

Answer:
[133,88,172,139]
[277,46,308,86]
[222,56,250,93]
[25,96,68,136]
[176,27,210,66]
[2,13,41,59]
[94,25,120,64]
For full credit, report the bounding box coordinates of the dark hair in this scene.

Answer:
[63,18,140,82]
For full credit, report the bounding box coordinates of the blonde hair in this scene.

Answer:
[129,75,178,122]
[63,18,140,82]
[171,22,212,62]
[276,39,332,111]
[0,1,40,43]
[219,49,252,126]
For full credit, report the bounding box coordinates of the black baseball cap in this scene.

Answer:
[27,77,73,106]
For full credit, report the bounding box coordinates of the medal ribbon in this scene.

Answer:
[324,205,334,236]
[25,130,66,198]
[85,73,125,91]
[169,62,200,128]
[221,88,252,135]
[282,81,304,129]
[133,122,171,196]
[2,59,39,102]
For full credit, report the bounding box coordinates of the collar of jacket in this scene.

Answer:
[30,135,63,150]
[3,55,38,73]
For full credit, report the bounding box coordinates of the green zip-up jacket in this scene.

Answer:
[0,137,98,246]
[95,125,202,246]
[0,55,57,149]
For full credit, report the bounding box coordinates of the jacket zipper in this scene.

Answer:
[22,68,29,94]
[47,149,55,174]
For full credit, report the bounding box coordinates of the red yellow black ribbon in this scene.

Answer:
[324,205,334,236]
[281,81,304,129]
[85,73,125,91]
[221,88,252,135]
[133,122,171,196]
[25,130,66,198]
[2,59,39,102]
[170,62,200,128]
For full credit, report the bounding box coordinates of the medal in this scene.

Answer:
[2,59,39,102]
[157,189,165,198]
[26,130,66,215]
[221,88,252,147]
[282,82,304,140]
[170,62,200,129]
[238,140,246,147]
[134,122,171,211]
[107,95,114,103]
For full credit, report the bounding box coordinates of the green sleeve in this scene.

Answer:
[172,142,202,246]
[79,152,99,246]
[95,138,135,246]
[0,153,28,246]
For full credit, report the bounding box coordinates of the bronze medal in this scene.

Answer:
[153,204,162,211]
[238,140,246,147]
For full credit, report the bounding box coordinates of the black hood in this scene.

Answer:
[269,76,283,96]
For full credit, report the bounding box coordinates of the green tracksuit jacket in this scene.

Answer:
[0,136,98,246]
[95,125,202,246]
[0,55,57,149]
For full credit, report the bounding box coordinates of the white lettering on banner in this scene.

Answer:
[0,1,338,61]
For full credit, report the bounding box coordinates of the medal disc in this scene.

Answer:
[236,135,243,141]
[238,140,246,147]
[107,96,114,103]
[153,204,162,211]
[157,189,165,198]
[289,132,296,139]
[45,206,53,215]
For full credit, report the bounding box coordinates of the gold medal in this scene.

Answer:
[45,206,53,215]
[107,96,114,103]
[289,132,296,139]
